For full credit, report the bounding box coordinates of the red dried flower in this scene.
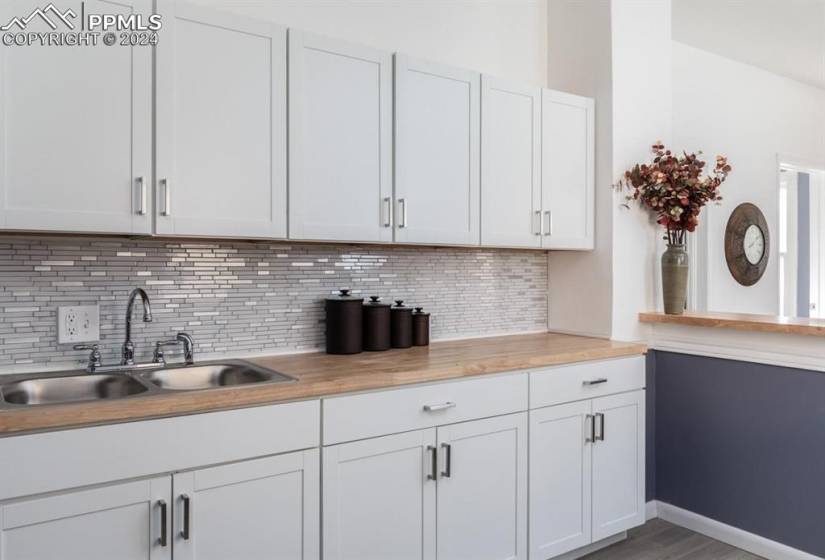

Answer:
[614,142,731,245]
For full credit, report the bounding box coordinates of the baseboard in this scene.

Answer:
[645,500,658,521]
[655,501,823,560]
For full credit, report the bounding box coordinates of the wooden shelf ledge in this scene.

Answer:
[639,311,825,337]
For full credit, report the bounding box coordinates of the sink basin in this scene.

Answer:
[141,363,295,391]
[2,374,149,406]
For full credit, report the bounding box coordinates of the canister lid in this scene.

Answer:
[391,299,412,312]
[413,307,430,316]
[325,288,364,302]
[364,295,391,307]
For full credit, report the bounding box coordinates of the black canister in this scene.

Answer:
[325,289,364,354]
[412,307,430,346]
[390,300,413,348]
[363,296,391,351]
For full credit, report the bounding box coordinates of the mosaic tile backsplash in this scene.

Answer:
[0,236,548,372]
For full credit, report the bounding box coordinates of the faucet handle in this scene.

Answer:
[153,339,180,365]
[176,332,195,365]
[74,344,102,371]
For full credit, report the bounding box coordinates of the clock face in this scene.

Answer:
[743,224,765,265]
[725,203,769,286]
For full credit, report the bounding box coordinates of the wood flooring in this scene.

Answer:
[581,519,764,560]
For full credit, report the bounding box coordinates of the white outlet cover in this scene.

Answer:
[58,305,100,344]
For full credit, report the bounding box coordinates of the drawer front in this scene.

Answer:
[323,373,528,445]
[0,399,320,502]
[530,356,645,409]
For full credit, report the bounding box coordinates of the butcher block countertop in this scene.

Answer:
[639,311,825,337]
[0,332,646,436]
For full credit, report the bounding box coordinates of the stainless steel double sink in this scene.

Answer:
[0,362,296,407]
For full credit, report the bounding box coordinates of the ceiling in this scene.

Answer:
[672,0,825,89]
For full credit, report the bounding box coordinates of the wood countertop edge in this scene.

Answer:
[639,311,825,337]
[0,334,646,436]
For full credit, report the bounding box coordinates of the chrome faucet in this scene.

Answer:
[152,332,195,366]
[122,288,153,365]
[176,332,195,365]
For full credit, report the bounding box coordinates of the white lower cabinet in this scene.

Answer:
[436,413,528,560]
[323,429,437,560]
[529,389,645,560]
[323,413,528,560]
[529,401,593,559]
[591,391,646,542]
[0,452,320,560]
[173,450,320,560]
[0,477,172,560]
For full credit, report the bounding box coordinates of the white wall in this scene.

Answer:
[546,0,614,338]
[610,0,671,341]
[186,0,548,87]
[546,0,672,342]
[673,42,825,314]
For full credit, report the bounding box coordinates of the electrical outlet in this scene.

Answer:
[58,305,100,344]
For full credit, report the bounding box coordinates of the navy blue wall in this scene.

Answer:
[651,351,825,557]
[645,351,656,502]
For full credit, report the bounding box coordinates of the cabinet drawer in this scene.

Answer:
[0,399,320,501]
[323,373,528,445]
[530,356,645,409]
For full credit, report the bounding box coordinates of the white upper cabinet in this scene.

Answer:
[173,451,320,560]
[0,477,171,560]
[541,89,595,250]
[394,55,481,245]
[481,77,542,248]
[155,1,287,238]
[0,0,152,234]
[288,31,393,242]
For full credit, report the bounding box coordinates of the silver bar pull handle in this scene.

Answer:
[426,445,437,481]
[180,494,191,540]
[585,414,595,443]
[441,443,452,478]
[534,210,542,236]
[423,401,456,412]
[583,378,608,386]
[398,198,408,228]
[160,178,171,216]
[136,177,146,215]
[383,197,393,228]
[595,412,605,441]
[544,210,552,236]
[158,500,168,547]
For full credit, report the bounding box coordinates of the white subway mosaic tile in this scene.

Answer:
[0,236,547,369]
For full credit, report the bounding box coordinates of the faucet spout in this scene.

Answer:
[123,288,153,365]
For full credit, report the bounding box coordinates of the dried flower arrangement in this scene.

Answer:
[615,142,732,245]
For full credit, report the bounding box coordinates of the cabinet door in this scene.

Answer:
[0,0,152,234]
[481,76,542,248]
[529,401,593,560]
[288,30,393,242]
[0,477,171,560]
[541,89,594,250]
[155,1,286,238]
[591,390,646,541]
[436,413,527,560]
[323,429,436,560]
[173,450,319,560]
[395,55,480,245]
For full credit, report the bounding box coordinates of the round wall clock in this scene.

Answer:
[724,202,769,286]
